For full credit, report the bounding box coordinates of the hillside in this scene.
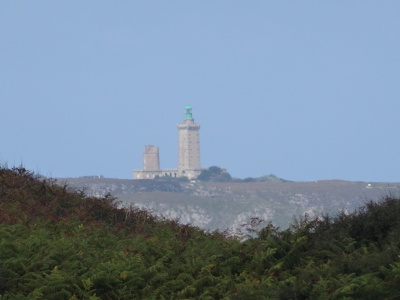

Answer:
[2,167,400,299]
[57,176,400,231]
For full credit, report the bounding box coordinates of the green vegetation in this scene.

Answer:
[197,166,232,182]
[197,168,287,182]
[1,167,400,299]
[243,174,288,182]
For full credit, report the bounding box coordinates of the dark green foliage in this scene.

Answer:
[1,166,400,298]
[256,174,287,182]
[197,166,232,182]
[239,174,287,182]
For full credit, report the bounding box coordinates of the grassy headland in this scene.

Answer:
[1,167,400,299]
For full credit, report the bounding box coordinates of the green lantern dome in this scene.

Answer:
[185,105,192,119]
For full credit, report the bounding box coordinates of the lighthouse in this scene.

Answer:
[177,105,202,178]
[133,105,204,180]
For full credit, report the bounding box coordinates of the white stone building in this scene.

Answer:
[133,106,204,180]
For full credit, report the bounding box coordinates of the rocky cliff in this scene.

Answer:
[57,177,400,232]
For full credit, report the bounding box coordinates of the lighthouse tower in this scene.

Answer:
[133,105,204,180]
[177,105,202,179]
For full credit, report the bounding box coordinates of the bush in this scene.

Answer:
[197,166,231,182]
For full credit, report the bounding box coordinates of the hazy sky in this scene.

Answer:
[1,2,399,182]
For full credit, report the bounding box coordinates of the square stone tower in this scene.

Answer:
[134,106,203,180]
[143,145,160,170]
[177,105,202,178]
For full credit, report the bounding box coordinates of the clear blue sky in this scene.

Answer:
[1,2,399,182]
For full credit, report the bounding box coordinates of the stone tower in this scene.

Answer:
[177,105,201,178]
[142,145,160,170]
[133,106,204,180]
